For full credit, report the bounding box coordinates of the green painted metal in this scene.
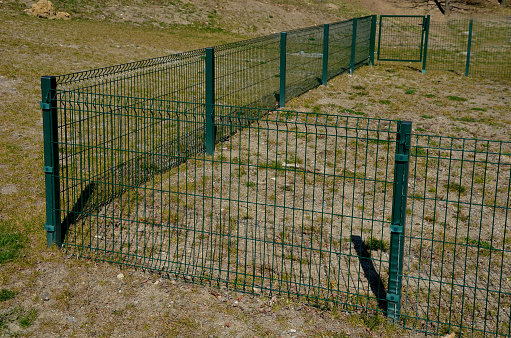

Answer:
[369,15,377,66]
[387,120,411,321]
[41,75,61,247]
[377,15,426,62]
[421,15,430,73]
[350,18,358,74]
[465,19,474,77]
[322,24,330,85]
[205,47,215,155]
[279,32,287,107]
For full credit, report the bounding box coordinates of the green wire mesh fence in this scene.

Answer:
[403,135,511,337]
[377,15,511,78]
[57,103,400,314]
[42,14,511,337]
[426,17,511,78]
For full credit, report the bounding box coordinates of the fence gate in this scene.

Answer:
[377,15,429,63]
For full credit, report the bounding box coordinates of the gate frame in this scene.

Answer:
[377,15,430,63]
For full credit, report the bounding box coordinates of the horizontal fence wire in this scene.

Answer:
[60,101,400,312]
[403,134,511,336]
[425,17,511,78]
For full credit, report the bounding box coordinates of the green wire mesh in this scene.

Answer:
[423,17,510,77]
[378,15,426,62]
[59,101,399,313]
[404,134,511,336]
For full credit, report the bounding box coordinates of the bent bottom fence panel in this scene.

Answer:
[60,103,400,312]
[403,135,511,336]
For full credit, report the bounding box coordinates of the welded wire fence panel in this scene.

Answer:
[56,94,206,234]
[327,20,354,80]
[469,18,511,78]
[56,49,207,102]
[214,35,281,108]
[426,19,470,74]
[378,15,425,62]
[284,26,325,102]
[424,17,511,78]
[60,103,399,311]
[354,16,373,67]
[402,134,511,336]
[52,18,365,226]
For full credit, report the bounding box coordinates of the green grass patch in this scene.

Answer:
[421,115,433,119]
[0,289,16,302]
[262,160,285,170]
[411,146,427,156]
[379,99,391,105]
[340,108,365,116]
[18,309,38,328]
[465,237,495,250]
[365,237,388,252]
[425,94,436,98]
[471,107,487,111]
[0,224,23,264]
[447,95,467,102]
[405,89,416,95]
[444,182,467,194]
[455,116,478,122]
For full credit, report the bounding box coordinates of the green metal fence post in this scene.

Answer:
[279,32,287,107]
[350,18,358,74]
[205,47,216,155]
[421,15,430,74]
[369,15,377,66]
[41,75,61,247]
[322,24,330,85]
[387,120,412,321]
[465,19,474,77]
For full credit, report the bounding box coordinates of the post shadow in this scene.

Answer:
[351,235,388,312]
[60,182,95,242]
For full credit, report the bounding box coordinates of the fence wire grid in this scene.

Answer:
[42,14,511,337]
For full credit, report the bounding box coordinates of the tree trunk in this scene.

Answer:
[445,0,450,16]
[501,0,509,7]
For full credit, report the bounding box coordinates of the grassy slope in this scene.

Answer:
[0,0,509,336]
